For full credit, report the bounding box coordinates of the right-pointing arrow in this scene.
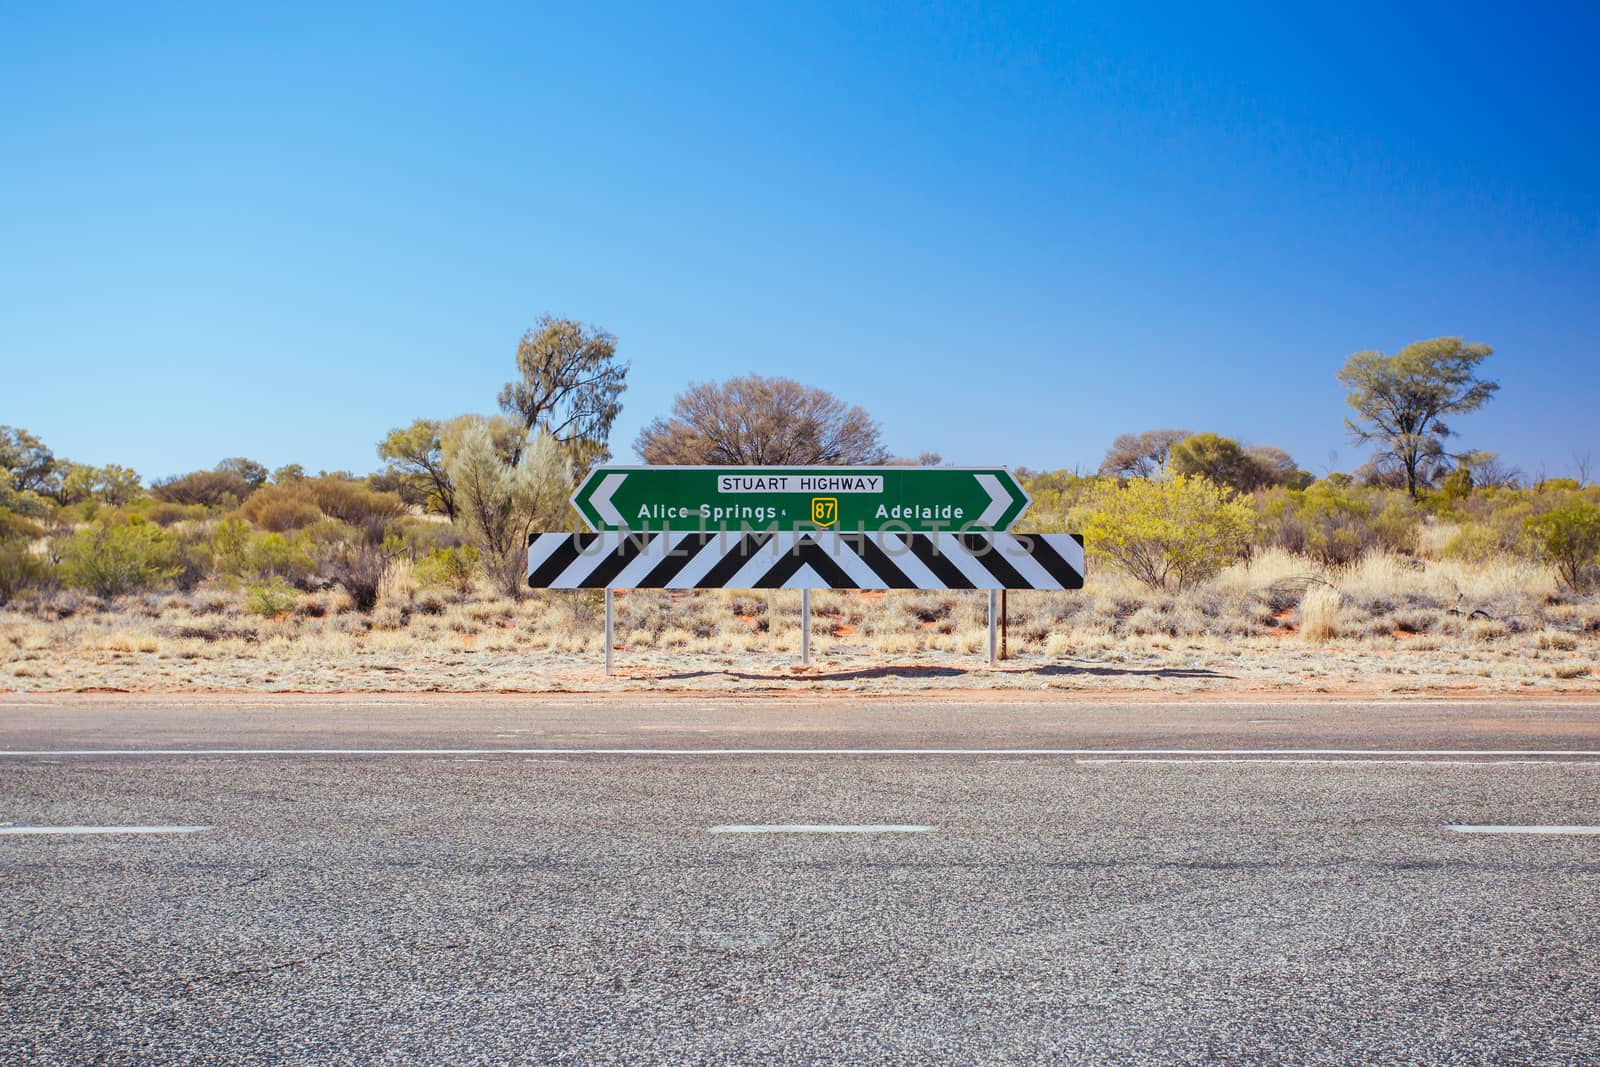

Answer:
[975,473,1009,526]
[592,472,628,528]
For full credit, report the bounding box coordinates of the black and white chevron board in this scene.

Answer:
[526,530,1085,590]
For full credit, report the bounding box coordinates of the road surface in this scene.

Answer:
[2,696,1598,1064]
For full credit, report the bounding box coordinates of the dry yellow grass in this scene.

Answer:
[1,544,1596,694]
[1299,587,1342,643]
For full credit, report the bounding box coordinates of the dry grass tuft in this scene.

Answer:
[1537,631,1579,652]
[1299,587,1342,643]
[1,540,1597,693]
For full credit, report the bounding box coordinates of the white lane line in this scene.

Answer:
[1447,825,1600,835]
[0,825,209,835]
[1077,758,1600,766]
[2,747,1599,758]
[708,824,936,834]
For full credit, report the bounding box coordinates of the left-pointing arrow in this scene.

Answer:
[592,472,628,528]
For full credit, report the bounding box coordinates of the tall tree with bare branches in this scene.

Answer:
[635,376,887,465]
[498,315,628,466]
[1097,429,1191,479]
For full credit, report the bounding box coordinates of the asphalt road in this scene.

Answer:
[3,697,1599,1065]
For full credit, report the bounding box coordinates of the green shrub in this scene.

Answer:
[1254,483,1418,565]
[247,532,315,584]
[306,518,394,613]
[0,486,54,522]
[1434,468,1474,511]
[1370,498,1422,554]
[1525,498,1600,590]
[210,519,315,585]
[0,507,45,543]
[173,530,214,592]
[415,544,480,596]
[246,578,299,618]
[1071,475,1255,591]
[318,539,390,613]
[387,517,465,561]
[1441,523,1504,564]
[1015,470,1100,533]
[56,516,182,597]
[303,477,407,527]
[1454,487,1539,557]
[140,500,210,526]
[0,541,51,604]
[209,518,253,578]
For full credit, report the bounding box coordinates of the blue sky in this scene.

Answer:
[3,2,1596,482]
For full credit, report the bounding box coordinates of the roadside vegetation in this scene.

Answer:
[2,330,1597,691]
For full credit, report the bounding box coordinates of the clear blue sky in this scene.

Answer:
[4,2,1596,482]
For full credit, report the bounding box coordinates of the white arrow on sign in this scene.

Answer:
[592,472,628,528]
[974,473,1010,526]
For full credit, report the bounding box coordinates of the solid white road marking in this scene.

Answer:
[0,825,209,835]
[2,747,1599,758]
[708,824,936,834]
[1076,758,1600,766]
[1447,825,1600,835]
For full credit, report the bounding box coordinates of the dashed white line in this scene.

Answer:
[708,824,936,834]
[1077,758,1600,766]
[0,825,209,836]
[2,747,1600,758]
[1447,825,1600,835]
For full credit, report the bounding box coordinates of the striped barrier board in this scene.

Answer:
[527,530,1084,590]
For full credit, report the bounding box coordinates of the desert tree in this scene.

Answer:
[635,375,887,465]
[1097,429,1191,479]
[0,426,59,494]
[1169,433,1310,492]
[445,418,575,596]
[216,457,271,490]
[1352,454,1420,490]
[1458,450,1525,490]
[378,418,457,519]
[151,469,253,507]
[498,315,628,466]
[1243,445,1313,490]
[55,463,143,506]
[1168,433,1252,490]
[1338,337,1498,498]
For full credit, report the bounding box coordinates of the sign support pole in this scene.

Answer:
[987,589,998,667]
[1000,589,1008,661]
[801,589,811,667]
[604,589,615,677]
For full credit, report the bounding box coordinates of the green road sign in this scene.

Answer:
[570,466,1031,532]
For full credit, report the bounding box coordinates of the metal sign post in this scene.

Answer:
[987,589,998,667]
[1000,589,1008,661]
[801,588,811,667]
[604,589,614,677]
